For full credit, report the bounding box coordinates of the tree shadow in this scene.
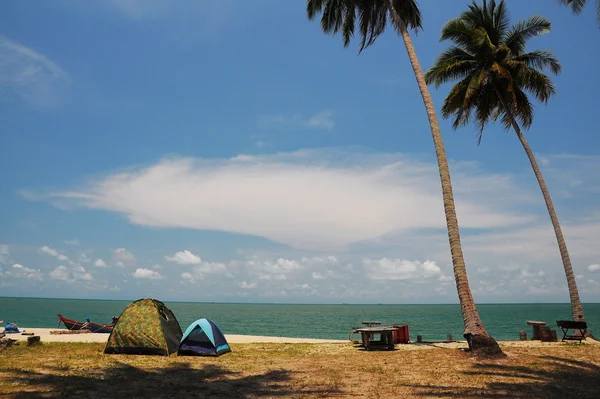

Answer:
[3,361,341,398]
[400,355,600,398]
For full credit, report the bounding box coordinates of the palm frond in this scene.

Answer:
[307,0,358,48]
[391,0,422,31]
[357,0,388,52]
[474,82,499,141]
[427,0,560,138]
[465,67,487,103]
[441,78,473,129]
[424,46,478,87]
[515,50,561,75]
[557,0,600,26]
[307,0,326,20]
[440,18,488,52]
[556,0,587,14]
[512,87,534,129]
[515,67,556,103]
[504,16,551,55]
[491,0,510,44]
[341,3,357,46]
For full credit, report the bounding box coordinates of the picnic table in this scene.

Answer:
[526,320,547,340]
[355,327,398,350]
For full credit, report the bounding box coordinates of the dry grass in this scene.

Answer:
[1,341,599,398]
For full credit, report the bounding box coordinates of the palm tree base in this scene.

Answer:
[465,333,505,357]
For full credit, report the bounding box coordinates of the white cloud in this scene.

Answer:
[306,111,335,130]
[0,35,69,107]
[49,265,69,280]
[45,150,536,251]
[39,245,59,257]
[181,271,197,284]
[49,264,93,282]
[260,111,335,131]
[179,259,229,284]
[39,245,76,266]
[589,264,600,272]
[312,272,326,280]
[165,250,202,265]
[74,266,94,281]
[239,281,257,289]
[363,258,442,280]
[537,154,600,199]
[192,261,228,274]
[113,248,136,267]
[133,268,164,280]
[94,258,107,268]
[8,263,43,280]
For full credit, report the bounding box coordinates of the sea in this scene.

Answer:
[1,297,598,341]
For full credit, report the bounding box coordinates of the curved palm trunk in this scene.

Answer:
[495,91,588,333]
[386,1,501,355]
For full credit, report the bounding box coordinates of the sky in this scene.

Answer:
[1,0,599,304]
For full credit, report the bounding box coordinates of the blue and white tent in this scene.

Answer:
[178,318,231,357]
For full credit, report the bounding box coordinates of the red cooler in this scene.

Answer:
[393,324,410,344]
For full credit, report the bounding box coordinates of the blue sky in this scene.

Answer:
[1,0,599,303]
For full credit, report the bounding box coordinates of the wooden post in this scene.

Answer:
[416,335,422,343]
[446,334,453,342]
[519,331,527,341]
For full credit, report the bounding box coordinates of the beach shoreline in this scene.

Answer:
[4,328,598,348]
[4,328,348,344]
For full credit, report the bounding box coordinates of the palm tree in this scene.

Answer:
[307,0,502,355]
[425,0,589,333]
[557,0,600,26]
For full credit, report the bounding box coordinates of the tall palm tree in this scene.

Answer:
[425,0,589,333]
[557,0,600,25]
[307,0,502,355]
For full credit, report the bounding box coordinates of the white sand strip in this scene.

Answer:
[4,328,346,344]
[225,334,346,344]
[5,328,597,346]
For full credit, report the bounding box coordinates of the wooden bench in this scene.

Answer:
[556,320,587,343]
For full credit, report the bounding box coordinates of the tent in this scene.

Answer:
[104,298,182,356]
[179,318,231,356]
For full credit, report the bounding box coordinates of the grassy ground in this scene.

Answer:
[1,342,599,398]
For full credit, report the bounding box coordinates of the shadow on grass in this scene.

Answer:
[4,361,340,398]
[401,355,600,399]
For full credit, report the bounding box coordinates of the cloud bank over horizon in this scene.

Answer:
[36,149,543,250]
[4,149,599,303]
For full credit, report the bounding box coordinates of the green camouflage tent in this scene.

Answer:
[104,298,182,356]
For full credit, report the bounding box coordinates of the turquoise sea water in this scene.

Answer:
[1,297,598,341]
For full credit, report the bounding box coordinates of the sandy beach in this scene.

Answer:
[4,329,600,398]
[5,327,598,348]
[4,328,347,344]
